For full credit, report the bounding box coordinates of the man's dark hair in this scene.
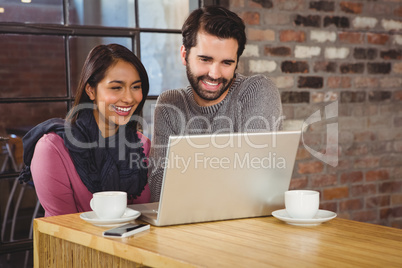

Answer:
[182,6,246,61]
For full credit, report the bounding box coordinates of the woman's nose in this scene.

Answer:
[121,88,134,103]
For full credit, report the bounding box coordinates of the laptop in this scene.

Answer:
[129,130,301,226]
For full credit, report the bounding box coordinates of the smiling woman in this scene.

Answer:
[85,60,144,137]
[0,1,199,264]
[18,44,152,217]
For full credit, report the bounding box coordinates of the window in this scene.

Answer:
[0,0,198,175]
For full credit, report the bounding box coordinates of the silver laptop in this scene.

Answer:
[129,130,301,226]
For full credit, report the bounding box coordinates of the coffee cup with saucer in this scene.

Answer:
[80,191,141,227]
[272,190,337,226]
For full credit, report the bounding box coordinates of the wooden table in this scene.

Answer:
[34,213,402,267]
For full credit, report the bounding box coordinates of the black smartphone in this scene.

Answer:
[102,223,150,238]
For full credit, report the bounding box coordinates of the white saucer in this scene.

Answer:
[80,208,141,227]
[272,209,337,226]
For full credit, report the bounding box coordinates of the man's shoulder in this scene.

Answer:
[237,73,275,88]
[157,88,189,104]
[234,73,278,97]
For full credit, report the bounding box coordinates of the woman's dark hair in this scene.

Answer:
[182,6,246,61]
[68,44,149,130]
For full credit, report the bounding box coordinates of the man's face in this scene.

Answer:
[181,31,238,107]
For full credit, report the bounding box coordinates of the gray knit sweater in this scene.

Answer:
[148,73,283,201]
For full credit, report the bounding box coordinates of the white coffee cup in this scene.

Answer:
[285,190,319,219]
[90,191,127,219]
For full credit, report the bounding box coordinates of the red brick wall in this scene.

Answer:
[232,0,402,227]
[0,34,69,131]
[0,3,81,133]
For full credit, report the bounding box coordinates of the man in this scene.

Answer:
[148,6,283,201]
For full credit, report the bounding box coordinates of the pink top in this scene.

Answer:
[31,132,151,217]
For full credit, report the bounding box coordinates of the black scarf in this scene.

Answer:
[18,109,148,199]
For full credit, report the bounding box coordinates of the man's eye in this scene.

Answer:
[111,86,122,90]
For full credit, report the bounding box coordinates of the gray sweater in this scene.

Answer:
[148,73,283,201]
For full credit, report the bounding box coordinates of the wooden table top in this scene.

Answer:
[34,213,402,267]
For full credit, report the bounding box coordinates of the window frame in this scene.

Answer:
[0,0,187,108]
[0,0,202,180]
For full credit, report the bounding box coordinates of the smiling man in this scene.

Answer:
[148,6,283,201]
[183,31,238,106]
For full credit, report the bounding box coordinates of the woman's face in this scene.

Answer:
[86,59,143,137]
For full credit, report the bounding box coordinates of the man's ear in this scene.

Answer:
[85,84,96,101]
[180,45,187,66]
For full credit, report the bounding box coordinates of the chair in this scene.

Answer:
[0,136,19,173]
[0,135,42,267]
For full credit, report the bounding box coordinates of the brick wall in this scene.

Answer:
[231,0,402,227]
[0,3,70,132]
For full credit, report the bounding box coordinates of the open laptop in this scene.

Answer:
[129,130,301,226]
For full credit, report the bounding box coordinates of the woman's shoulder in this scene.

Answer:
[37,132,64,147]
[137,131,151,155]
[35,132,69,157]
[137,131,150,143]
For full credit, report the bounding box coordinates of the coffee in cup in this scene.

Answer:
[90,191,127,219]
[285,190,319,219]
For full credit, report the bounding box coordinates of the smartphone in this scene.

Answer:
[102,223,150,238]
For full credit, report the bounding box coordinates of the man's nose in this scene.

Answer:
[208,63,222,80]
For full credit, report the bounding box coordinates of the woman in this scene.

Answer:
[19,44,151,217]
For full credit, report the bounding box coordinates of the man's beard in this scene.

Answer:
[186,64,234,102]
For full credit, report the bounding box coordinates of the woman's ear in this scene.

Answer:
[85,84,96,101]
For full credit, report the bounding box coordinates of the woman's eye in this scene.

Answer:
[111,86,122,90]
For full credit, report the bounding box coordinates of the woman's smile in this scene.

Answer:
[111,105,133,116]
